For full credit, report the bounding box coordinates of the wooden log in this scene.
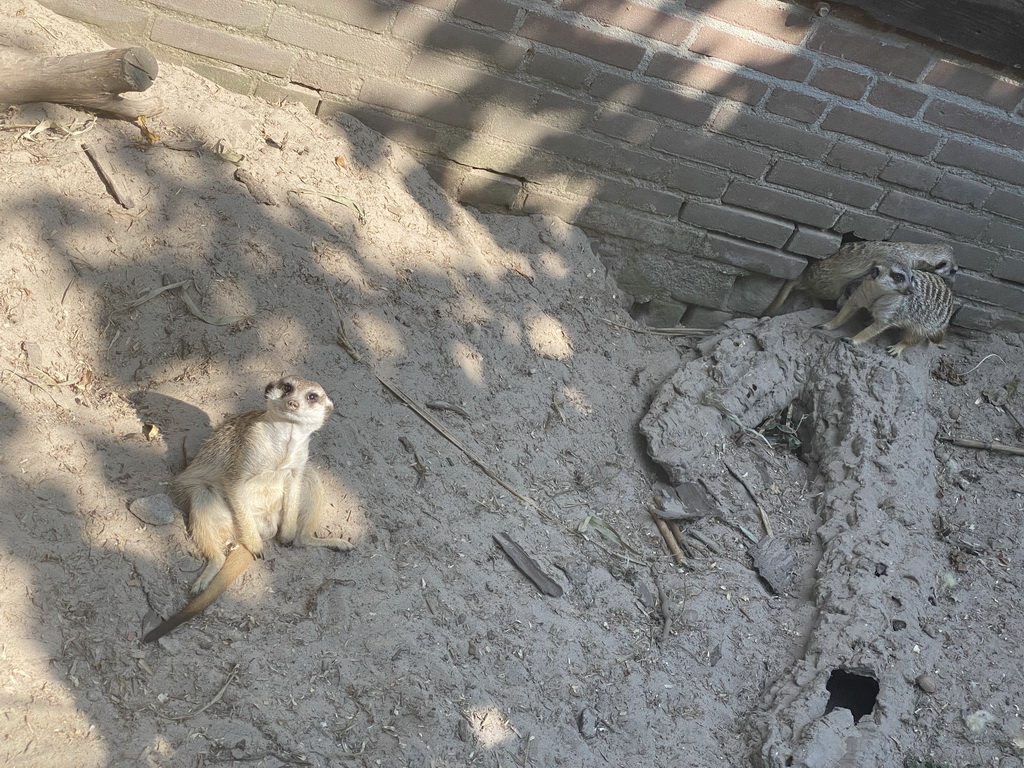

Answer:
[0,47,160,119]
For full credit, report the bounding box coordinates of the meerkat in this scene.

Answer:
[818,263,954,357]
[764,241,957,316]
[143,375,351,643]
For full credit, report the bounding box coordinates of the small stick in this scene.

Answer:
[151,663,240,721]
[666,520,695,558]
[650,509,686,566]
[82,142,134,208]
[724,461,774,537]
[937,436,1024,456]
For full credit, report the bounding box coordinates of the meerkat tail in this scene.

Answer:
[763,280,796,317]
[143,545,255,643]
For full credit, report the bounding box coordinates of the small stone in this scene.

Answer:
[577,707,599,739]
[128,494,177,525]
[915,674,938,694]
[948,404,960,420]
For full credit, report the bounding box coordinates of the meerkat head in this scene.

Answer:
[871,264,913,295]
[264,376,334,426]
[929,257,957,278]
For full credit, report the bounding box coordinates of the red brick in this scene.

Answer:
[154,18,295,76]
[401,0,450,10]
[878,191,988,237]
[821,106,940,156]
[534,93,598,130]
[765,90,827,124]
[681,201,795,247]
[453,0,519,30]
[767,160,883,208]
[807,24,930,82]
[518,13,645,70]
[647,53,769,106]
[935,139,1024,185]
[685,0,813,45]
[690,28,812,82]
[925,60,1024,112]
[562,0,694,45]
[331,104,441,149]
[867,81,928,117]
[809,67,870,100]
[151,0,270,30]
[924,100,1024,150]
[931,174,993,207]
[527,51,592,89]
[394,9,528,70]
[724,181,839,228]
[713,108,830,159]
[879,158,940,191]
[276,0,393,32]
[591,72,714,126]
[653,125,771,177]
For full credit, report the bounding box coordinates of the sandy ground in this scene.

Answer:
[2,4,1024,767]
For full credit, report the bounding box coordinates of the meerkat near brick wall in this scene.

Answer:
[818,263,955,357]
[143,375,352,643]
[763,241,957,317]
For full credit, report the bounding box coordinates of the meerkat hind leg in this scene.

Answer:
[820,299,862,331]
[291,469,353,551]
[183,486,234,594]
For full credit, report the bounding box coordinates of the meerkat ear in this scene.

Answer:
[869,265,882,279]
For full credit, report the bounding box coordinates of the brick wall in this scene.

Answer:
[39,0,1024,330]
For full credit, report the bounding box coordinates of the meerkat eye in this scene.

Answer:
[306,392,320,402]
[281,382,294,395]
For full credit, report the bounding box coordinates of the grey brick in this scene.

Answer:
[594,177,683,216]
[935,140,1024,186]
[767,160,883,208]
[255,81,320,112]
[268,13,397,72]
[519,12,645,70]
[188,61,254,95]
[765,90,827,124]
[835,210,896,240]
[277,0,393,32]
[652,125,770,178]
[359,79,483,130]
[879,158,940,191]
[786,226,842,257]
[984,189,1024,222]
[878,191,988,237]
[993,255,1024,285]
[644,298,690,327]
[458,168,522,208]
[291,58,360,96]
[826,144,888,176]
[580,202,706,253]
[886,226,943,245]
[666,163,730,198]
[330,104,441,148]
[684,306,733,327]
[931,174,993,207]
[809,67,870,100]
[594,110,658,144]
[681,201,794,247]
[453,0,519,31]
[521,186,588,220]
[534,93,598,130]
[36,0,151,36]
[867,80,927,118]
[955,271,1024,307]
[419,156,466,192]
[407,53,539,108]
[705,234,805,279]
[953,303,1024,332]
[821,107,940,156]
[153,17,295,76]
[527,51,592,89]
[954,243,1003,272]
[713,108,829,159]
[985,220,1024,250]
[924,100,1024,150]
[591,72,714,126]
[727,273,792,315]
[393,9,528,70]
[723,181,839,229]
[151,0,270,30]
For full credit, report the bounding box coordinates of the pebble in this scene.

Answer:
[577,707,599,739]
[915,674,938,694]
[128,494,177,525]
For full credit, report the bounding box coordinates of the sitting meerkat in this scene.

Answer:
[818,263,954,357]
[764,241,957,316]
[143,375,352,642]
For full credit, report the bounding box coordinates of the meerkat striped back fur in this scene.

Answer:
[764,241,957,317]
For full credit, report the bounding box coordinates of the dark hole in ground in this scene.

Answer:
[825,668,880,723]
